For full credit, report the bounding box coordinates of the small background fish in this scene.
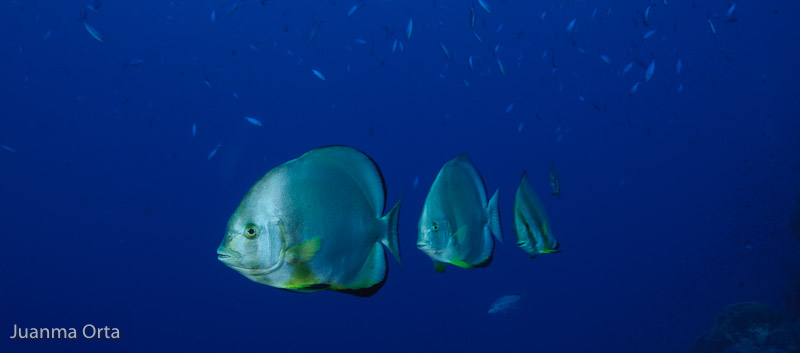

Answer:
[488,294,522,314]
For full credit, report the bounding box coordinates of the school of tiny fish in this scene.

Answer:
[58,0,728,110]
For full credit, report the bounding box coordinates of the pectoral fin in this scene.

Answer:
[451,226,467,243]
[434,262,446,273]
[286,236,322,264]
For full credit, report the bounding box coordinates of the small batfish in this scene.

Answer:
[417,154,502,273]
[515,171,560,258]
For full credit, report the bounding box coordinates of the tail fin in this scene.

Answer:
[487,189,503,243]
[380,198,402,268]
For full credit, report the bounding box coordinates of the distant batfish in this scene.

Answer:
[217,146,401,297]
[549,161,561,199]
[515,171,560,258]
[417,154,502,273]
[488,294,521,314]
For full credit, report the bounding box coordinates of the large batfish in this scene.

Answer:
[217,146,401,297]
[417,154,502,273]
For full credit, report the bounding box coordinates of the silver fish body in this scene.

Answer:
[217,146,401,297]
[515,171,560,258]
[417,154,502,272]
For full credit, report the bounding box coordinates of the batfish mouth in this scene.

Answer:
[216,247,238,262]
[417,242,444,255]
[217,247,286,276]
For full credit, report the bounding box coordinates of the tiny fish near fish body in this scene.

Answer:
[488,294,521,314]
[0,144,17,153]
[83,22,103,42]
[226,1,240,16]
[497,58,506,77]
[645,60,655,81]
[207,143,221,160]
[630,81,640,96]
[477,0,491,13]
[549,161,561,198]
[311,69,326,81]
[86,0,103,11]
[244,116,262,126]
[566,18,576,34]
[469,4,476,29]
[347,3,359,16]
[622,61,633,75]
[439,42,450,59]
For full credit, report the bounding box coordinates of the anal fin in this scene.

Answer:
[334,243,387,297]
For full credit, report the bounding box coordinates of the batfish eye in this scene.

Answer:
[244,224,258,239]
[432,222,439,232]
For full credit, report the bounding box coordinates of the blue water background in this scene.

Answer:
[1,0,799,352]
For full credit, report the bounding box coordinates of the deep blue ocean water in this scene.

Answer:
[2,0,799,352]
